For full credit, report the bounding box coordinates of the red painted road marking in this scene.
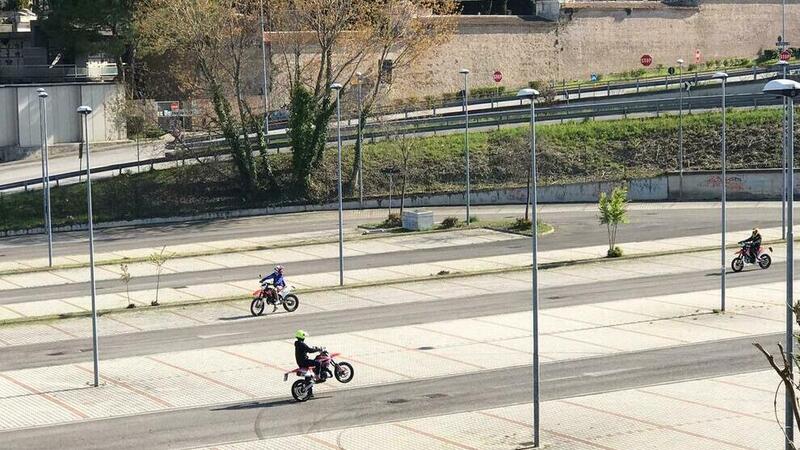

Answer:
[478,411,617,450]
[351,332,485,370]
[102,315,145,332]
[414,325,535,356]
[560,399,760,450]
[637,389,773,423]
[393,423,479,450]
[168,309,207,325]
[45,322,80,339]
[147,356,257,398]
[73,364,174,408]
[303,435,339,449]
[0,372,89,419]
[711,378,775,394]
[215,349,285,372]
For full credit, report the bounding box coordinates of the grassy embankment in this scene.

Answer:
[0,108,787,232]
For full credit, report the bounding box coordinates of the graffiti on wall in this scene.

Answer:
[704,176,746,192]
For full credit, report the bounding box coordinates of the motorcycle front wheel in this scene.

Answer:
[334,362,354,383]
[291,380,312,402]
[731,257,744,273]
[283,294,299,312]
[758,254,772,269]
[250,298,265,316]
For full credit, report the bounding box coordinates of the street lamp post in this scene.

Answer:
[517,87,541,448]
[678,58,685,200]
[77,105,100,387]
[331,83,344,287]
[460,68,471,223]
[780,60,790,240]
[259,0,270,145]
[763,79,800,450]
[356,72,364,208]
[37,88,53,267]
[714,72,728,312]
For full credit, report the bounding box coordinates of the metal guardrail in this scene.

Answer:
[0,92,782,193]
[373,63,799,116]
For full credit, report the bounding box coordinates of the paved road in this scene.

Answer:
[0,332,775,450]
[0,203,782,263]
[0,260,775,372]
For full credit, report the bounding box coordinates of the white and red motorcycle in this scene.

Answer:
[731,242,772,272]
[250,279,299,316]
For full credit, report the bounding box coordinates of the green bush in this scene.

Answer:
[470,85,506,98]
[383,213,401,228]
[440,216,460,229]
[607,246,624,257]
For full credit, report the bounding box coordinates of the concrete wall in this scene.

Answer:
[667,169,799,200]
[385,1,800,99]
[0,82,125,160]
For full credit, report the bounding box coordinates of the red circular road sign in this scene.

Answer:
[640,54,653,67]
[493,70,503,83]
[781,50,791,61]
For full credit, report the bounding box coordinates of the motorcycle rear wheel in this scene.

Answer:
[758,254,772,269]
[334,362,354,383]
[291,380,312,402]
[283,294,299,312]
[731,257,744,273]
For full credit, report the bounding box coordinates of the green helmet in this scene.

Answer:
[295,329,308,340]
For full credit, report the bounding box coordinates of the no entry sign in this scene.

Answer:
[493,71,503,83]
[781,50,791,61]
[640,54,653,67]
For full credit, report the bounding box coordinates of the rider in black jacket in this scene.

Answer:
[294,330,325,380]
[741,228,762,263]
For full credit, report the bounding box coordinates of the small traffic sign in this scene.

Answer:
[695,49,702,63]
[781,50,791,61]
[493,70,503,83]
[640,54,653,67]
[590,73,598,82]
[668,66,675,76]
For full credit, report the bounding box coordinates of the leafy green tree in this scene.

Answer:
[598,186,629,257]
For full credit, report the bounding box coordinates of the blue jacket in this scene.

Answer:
[260,271,286,287]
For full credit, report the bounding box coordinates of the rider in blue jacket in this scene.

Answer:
[260,265,286,289]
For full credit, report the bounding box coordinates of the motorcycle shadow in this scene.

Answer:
[218,310,292,321]
[210,396,329,411]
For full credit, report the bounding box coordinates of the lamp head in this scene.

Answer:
[516,88,540,99]
[76,105,92,115]
[762,79,800,97]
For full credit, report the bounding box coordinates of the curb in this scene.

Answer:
[0,238,765,327]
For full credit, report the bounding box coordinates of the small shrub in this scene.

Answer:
[468,215,479,224]
[383,213,401,228]
[607,246,624,258]
[511,217,532,231]
[440,216,460,229]
[687,63,697,72]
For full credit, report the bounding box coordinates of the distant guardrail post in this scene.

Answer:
[578,84,582,99]
[636,79,640,93]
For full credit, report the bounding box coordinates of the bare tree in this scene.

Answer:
[269,0,457,194]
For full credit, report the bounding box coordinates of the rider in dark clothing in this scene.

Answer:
[294,330,325,381]
[741,228,762,263]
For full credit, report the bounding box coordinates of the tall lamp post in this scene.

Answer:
[331,83,344,287]
[77,105,100,387]
[356,72,364,208]
[460,68,471,223]
[714,72,728,313]
[259,0,270,145]
[678,58,685,200]
[763,79,800,450]
[517,87,541,448]
[779,60,790,240]
[37,88,53,267]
